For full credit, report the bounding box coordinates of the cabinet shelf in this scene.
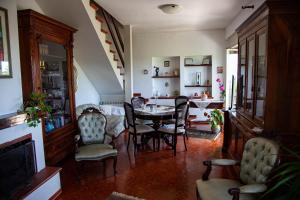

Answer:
[184,85,212,87]
[184,64,211,67]
[152,75,180,78]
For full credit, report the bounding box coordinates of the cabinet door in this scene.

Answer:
[238,41,246,110]
[246,36,255,115]
[39,40,72,134]
[255,30,267,121]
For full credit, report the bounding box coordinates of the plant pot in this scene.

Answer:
[211,125,221,134]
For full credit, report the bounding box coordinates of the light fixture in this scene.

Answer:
[159,4,183,14]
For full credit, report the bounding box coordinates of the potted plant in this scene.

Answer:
[204,109,224,134]
[23,92,52,127]
[259,146,300,200]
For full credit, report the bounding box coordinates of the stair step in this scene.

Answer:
[110,50,116,54]
[95,15,104,23]
[105,40,112,45]
[120,73,125,76]
[114,57,119,62]
[117,66,123,69]
[101,29,109,34]
[90,1,99,11]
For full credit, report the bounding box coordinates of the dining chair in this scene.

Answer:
[164,96,190,140]
[131,97,153,125]
[158,101,189,155]
[196,137,279,200]
[75,107,118,176]
[124,102,156,153]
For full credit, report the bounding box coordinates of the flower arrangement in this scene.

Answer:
[204,109,224,133]
[216,78,225,99]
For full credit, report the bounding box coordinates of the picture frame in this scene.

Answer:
[202,57,211,65]
[164,61,170,67]
[217,66,224,73]
[184,58,193,65]
[0,7,12,78]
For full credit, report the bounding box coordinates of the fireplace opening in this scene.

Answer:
[0,136,37,199]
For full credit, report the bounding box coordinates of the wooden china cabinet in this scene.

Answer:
[18,10,77,165]
[225,0,300,160]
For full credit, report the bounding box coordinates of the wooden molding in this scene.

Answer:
[0,113,27,130]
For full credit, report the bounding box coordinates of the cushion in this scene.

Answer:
[78,112,106,145]
[240,137,279,184]
[135,119,153,125]
[158,124,185,134]
[106,115,125,138]
[75,144,117,161]
[196,178,257,200]
[129,124,155,134]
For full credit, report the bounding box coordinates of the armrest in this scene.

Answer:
[74,134,81,153]
[239,184,267,194]
[202,159,240,181]
[228,184,267,200]
[105,133,116,148]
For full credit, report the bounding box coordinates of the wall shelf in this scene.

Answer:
[152,75,180,78]
[184,85,212,87]
[184,64,211,67]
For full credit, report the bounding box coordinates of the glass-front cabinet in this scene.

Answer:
[237,28,267,125]
[18,10,77,165]
[39,41,72,134]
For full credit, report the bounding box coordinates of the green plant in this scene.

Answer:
[204,109,224,129]
[259,146,300,200]
[24,92,52,127]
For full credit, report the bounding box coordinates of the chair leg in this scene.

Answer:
[183,133,187,151]
[113,156,117,175]
[127,133,131,151]
[174,134,177,156]
[157,132,161,151]
[185,132,189,140]
[133,135,138,154]
[152,133,156,151]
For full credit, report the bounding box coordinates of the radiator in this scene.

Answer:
[99,95,125,106]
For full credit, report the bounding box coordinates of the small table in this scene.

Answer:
[134,106,175,150]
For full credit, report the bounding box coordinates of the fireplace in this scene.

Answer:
[0,134,37,199]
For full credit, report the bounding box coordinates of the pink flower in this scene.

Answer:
[220,85,225,91]
[216,78,221,83]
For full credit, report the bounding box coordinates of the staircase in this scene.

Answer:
[83,0,125,86]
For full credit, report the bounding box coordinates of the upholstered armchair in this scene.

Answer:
[76,104,125,140]
[196,137,279,200]
[75,108,118,175]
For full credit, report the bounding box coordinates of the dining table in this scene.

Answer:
[134,105,176,150]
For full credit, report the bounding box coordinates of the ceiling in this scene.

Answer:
[95,0,247,32]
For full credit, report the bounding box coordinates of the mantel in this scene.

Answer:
[0,112,27,130]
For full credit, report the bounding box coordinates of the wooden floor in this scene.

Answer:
[58,130,236,200]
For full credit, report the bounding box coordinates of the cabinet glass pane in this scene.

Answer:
[238,43,246,109]
[255,32,267,119]
[39,40,71,134]
[246,39,255,114]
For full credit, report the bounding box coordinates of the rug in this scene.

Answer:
[107,192,145,200]
[186,124,221,141]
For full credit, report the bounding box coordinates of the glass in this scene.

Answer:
[39,40,71,134]
[238,43,246,109]
[255,32,267,119]
[246,38,255,114]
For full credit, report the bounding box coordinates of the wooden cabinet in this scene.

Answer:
[225,1,300,160]
[18,10,77,165]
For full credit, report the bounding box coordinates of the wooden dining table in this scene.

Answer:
[134,105,175,150]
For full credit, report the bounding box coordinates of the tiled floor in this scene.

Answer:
[59,130,235,200]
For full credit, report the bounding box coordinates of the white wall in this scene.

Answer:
[74,60,100,106]
[133,30,226,98]
[0,0,23,115]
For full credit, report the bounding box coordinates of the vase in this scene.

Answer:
[211,125,221,134]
